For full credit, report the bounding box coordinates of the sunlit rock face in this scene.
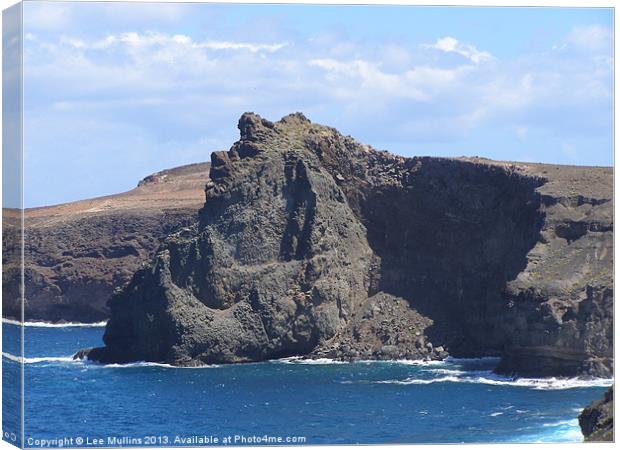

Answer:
[86,113,613,377]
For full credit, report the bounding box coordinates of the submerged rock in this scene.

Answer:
[84,113,613,376]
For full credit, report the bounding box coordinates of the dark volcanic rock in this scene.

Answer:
[85,113,613,377]
[579,386,614,441]
[89,113,377,364]
[2,163,210,323]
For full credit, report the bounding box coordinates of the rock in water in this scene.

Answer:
[89,113,375,364]
[85,113,613,376]
[579,386,613,441]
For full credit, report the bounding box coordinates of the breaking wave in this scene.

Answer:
[2,352,219,369]
[4,350,614,391]
[275,357,353,365]
[273,356,445,366]
[517,418,584,443]
[2,353,77,364]
[99,361,221,369]
[368,371,613,390]
[2,318,107,328]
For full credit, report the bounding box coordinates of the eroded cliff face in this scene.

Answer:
[90,114,377,364]
[86,113,613,377]
[2,163,210,323]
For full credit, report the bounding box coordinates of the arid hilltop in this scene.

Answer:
[2,162,210,322]
[82,113,612,378]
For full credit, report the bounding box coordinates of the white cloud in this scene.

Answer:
[425,36,493,64]
[567,25,612,52]
[23,25,612,188]
[25,28,611,134]
[308,58,472,102]
[75,32,287,54]
[200,40,287,53]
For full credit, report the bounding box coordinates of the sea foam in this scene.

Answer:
[2,318,107,327]
[368,370,613,390]
[98,361,221,369]
[1,352,221,369]
[273,356,444,366]
[274,357,349,365]
[2,352,77,364]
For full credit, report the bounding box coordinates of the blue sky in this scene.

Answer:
[21,2,613,207]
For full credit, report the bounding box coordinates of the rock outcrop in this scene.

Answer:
[579,386,614,441]
[2,163,210,322]
[84,113,613,377]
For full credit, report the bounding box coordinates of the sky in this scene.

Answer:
[18,2,614,207]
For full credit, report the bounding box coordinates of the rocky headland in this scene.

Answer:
[2,163,210,322]
[81,112,613,378]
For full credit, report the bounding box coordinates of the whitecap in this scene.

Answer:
[2,352,77,364]
[274,357,348,365]
[2,318,107,328]
[375,376,461,385]
[97,361,220,369]
[2,352,219,369]
[369,372,613,390]
[468,374,614,390]
[273,356,446,366]
[542,419,576,428]
[427,368,466,376]
[389,359,445,366]
[1,352,22,363]
[524,418,584,443]
[350,358,445,366]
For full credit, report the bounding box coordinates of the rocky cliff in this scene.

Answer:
[2,163,210,323]
[579,386,614,441]
[84,113,612,377]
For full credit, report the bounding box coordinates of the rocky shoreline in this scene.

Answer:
[579,386,614,441]
[78,112,612,379]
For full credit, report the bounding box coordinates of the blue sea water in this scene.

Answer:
[2,322,613,447]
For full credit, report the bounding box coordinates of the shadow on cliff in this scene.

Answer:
[358,159,546,357]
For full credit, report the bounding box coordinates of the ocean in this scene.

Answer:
[2,322,613,447]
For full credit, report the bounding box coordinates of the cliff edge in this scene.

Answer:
[2,163,210,322]
[84,113,612,377]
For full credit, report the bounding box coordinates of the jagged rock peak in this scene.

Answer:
[221,112,330,168]
[237,112,275,141]
[278,112,311,125]
[238,112,314,142]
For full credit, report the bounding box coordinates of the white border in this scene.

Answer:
[0,2,616,450]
